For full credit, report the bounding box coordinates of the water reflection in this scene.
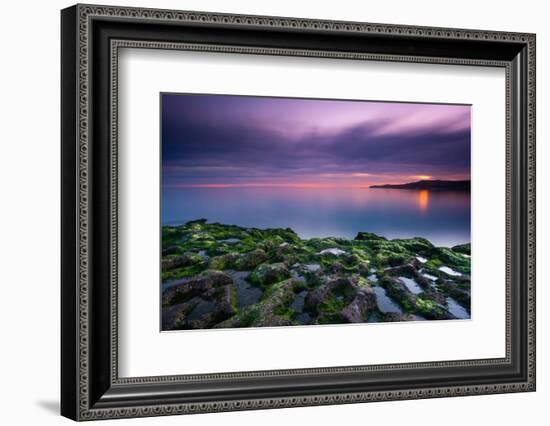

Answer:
[446,297,470,319]
[418,190,429,213]
[163,187,470,247]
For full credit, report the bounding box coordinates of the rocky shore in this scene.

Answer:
[370,179,470,191]
[161,219,471,330]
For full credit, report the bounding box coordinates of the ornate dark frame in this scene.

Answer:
[61,3,536,421]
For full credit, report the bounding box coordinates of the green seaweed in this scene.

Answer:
[161,220,471,329]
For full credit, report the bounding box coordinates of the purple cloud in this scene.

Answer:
[162,93,471,186]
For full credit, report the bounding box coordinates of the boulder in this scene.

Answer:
[162,245,180,256]
[164,284,237,330]
[374,250,410,267]
[421,289,446,305]
[354,232,387,241]
[357,262,372,276]
[384,263,417,276]
[304,277,358,314]
[379,276,416,312]
[451,243,471,255]
[162,253,204,271]
[182,285,237,329]
[440,280,471,310]
[208,252,239,270]
[385,264,434,293]
[341,287,377,323]
[275,244,302,264]
[414,297,456,320]
[162,271,233,306]
[250,262,290,285]
[236,248,268,271]
[327,262,344,275]
[215,278,300,328]
[342,253,362,267]
[161,301,196,330]
[435,247,470,273]
[276,242,293,257]
[393,237,434,255]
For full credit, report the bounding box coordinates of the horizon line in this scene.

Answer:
[165,178,471,189]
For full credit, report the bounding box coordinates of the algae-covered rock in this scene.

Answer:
[186,285,236,328]
[168,284,238,330]
[392,237,434,255]
[162,278,238,330]
[354,232,387,241]
[340,287,377,323]
[162,253,204,272]
[414,297,454,320]
[379,276,417,313]
[161,220,471,329]
[208,252,240,270]
[236,248,268,271]
[276,242,292,254]
[162,302,196,330]
[452,243,471,255]
[304,277,358,315]
[162,245,180,256]
[435,247,470,273]
[250,262,290,286]
[440,280,471,312]
[162,270,233,307]
[384,263,417,277]
[215,278,301,328]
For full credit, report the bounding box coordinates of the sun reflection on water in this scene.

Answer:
[418,190,429,212]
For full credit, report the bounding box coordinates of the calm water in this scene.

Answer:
[162,187,470,247]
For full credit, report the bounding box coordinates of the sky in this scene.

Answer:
[161,93,471,188]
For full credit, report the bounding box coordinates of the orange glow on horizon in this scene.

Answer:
[169,175,468,190]
[170,182,375,189]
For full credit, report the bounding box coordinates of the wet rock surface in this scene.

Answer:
[161,220,471,329]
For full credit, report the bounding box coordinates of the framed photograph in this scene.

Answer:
[61,4,536,421]
[160,93,473,331]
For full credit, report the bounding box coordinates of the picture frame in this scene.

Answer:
[61,3,536,421]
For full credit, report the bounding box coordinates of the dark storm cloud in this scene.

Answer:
[161,94,471,185]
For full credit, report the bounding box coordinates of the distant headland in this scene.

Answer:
[370,179,470,191]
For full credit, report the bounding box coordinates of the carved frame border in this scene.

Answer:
[62,3,536,421]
